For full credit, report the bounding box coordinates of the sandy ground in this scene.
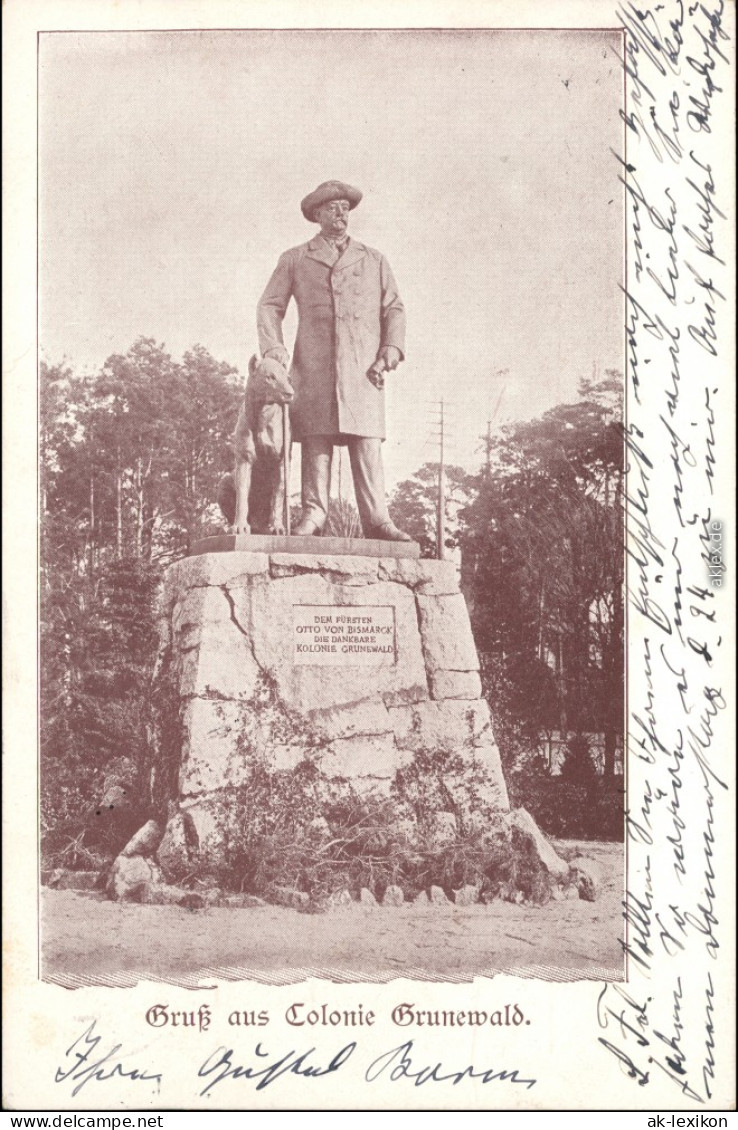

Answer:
[41,841,624,987]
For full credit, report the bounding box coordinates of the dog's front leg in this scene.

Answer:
[234,457,253,534]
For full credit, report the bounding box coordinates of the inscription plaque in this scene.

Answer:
[293,605,397,666]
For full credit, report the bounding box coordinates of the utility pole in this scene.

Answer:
[437,398,446,560]
[428,398,452,560]
[486,369,509,479]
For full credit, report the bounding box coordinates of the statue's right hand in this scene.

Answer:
[366,362,385,389]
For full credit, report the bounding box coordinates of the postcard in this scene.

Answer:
[3,0,735,1113]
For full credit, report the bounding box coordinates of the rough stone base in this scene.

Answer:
[152,550,509,862]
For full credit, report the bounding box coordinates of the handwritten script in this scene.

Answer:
[54,1025,537,1099]
[55,1022,162,1097]
[600,0,732,1105]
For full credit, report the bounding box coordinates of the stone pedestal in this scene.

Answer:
[152,540,509,858]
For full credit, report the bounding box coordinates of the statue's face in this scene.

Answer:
[314,198,351,239]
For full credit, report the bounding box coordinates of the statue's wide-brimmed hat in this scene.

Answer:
[301,180,362,221]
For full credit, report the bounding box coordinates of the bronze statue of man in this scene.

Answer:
[257,179,411,540]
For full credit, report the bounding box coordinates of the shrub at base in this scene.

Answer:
[187,751,568,908]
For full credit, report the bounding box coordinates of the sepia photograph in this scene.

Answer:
[37,26,626,989]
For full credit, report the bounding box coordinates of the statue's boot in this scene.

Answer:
[293,516,323,536]
[367,521,412,542]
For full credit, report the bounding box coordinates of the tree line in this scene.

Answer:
[40,338,624,860]
[40,339,240,859]
[388,370,624,809]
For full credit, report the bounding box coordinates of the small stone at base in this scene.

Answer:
[47,869,100,891]
[383,884,404,906]
[269,885,309,909]
[218,893,266,908]
[569,856,602,902]
[453,884,479,907]
[328,889,353,908]
[429,885,450,905]
[121,819,164,858]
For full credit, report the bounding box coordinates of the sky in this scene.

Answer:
[39,28,624,490]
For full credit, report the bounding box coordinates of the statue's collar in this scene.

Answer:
[307,235,367,270]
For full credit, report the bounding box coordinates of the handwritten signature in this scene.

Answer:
[193,1038,536,1095]
[55,1022,162,1097]
[196,1041,355,1096]
[365,1040,537,1089]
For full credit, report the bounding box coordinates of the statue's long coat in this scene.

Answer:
[257,236,406,441]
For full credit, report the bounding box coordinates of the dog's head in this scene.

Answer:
[248,354,294,405]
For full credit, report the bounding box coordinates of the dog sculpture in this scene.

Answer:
[217,354,294,535]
